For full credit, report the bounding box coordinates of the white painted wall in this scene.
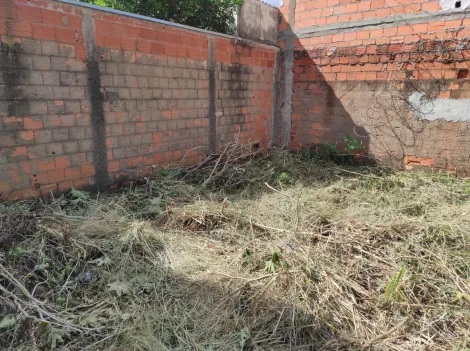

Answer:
[408,92,470,122]
[439,0,470,10]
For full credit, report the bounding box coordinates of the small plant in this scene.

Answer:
[303,143,354,165]
[9,246,32,258]
[238,327,251,349]
[462,182,470,196]
[454,335,470,351]
[343,134,363,153]
[303,134,363,165]
[277,172,293,186]
[0,203,30,214]
[242,248,253,261]
[383,264,406,302]
[47,327,69,350]
[0,315,16,331]
[303,143,337,162]
[263,251,290,273]
[69,187,91,207]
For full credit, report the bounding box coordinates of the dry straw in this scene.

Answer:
[1,145,470,350]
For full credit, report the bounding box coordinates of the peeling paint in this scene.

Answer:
[408,92,470,122]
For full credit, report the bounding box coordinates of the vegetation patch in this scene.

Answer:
[1,147,470,350]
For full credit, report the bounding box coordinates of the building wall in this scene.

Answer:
[238,0,279,45]
[279,0,470,173]
[0,0,278,200]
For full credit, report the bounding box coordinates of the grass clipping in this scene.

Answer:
[2,148,470,350]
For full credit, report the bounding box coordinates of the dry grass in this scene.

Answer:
[1,148,470,351]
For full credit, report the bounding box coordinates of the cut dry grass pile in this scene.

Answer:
[1,147,470,351]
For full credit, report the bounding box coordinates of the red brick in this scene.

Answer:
[32,23,55,40]
[65,14,81,30]
[19,131,35,141]
[108,161,120,171]
[376,71,389,80]
[105,36,121,49]
[17,5,42,22]
[383,27,398,37]
[102,14,119,22]
[376,8,391,17]
[127,25,142,37]
[0,181,12,193]
[48,169,65,182]
[22,188,40,199]
[165,44,178,56]
[37,159,56,172]
[0,18,7,35]
[65,167,81,180]
[371,0,385,9]
[76,44,86,59]
[412,23,428,33]
[9,146,28,159]
[121,37,137,51]
[369,29,383,39]
[73,178,89,189]
[345,3,358,13]
[404,156,435,166]
[95,19,111,34]
[404,34,421,43]
[404,4,421,13]
[41,9,63,26]
[55,156,71,169]
[31,172,48,185]
[81,164,95,177]
[39,184,58,198]
[344,32,357,41]
[444,19,461,28]
[9,21,33,37]
[0,1,17,19]
[332,33,344,42]
[55,27,76,43]
[137,40,151,53]
[366,45,377,54]
[58,180,73,192]
[22,117,43,130]
[141,27,156,40]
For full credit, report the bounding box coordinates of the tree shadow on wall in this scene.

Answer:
[279,14,470,172]
[279,19,372,164]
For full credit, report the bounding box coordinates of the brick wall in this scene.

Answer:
[0,0,277,200]
[279,0,470,173]
[292,0,443,29]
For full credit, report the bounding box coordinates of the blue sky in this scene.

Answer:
[262,0,280,6]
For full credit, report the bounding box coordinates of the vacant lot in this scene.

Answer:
[1,148,470,351]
